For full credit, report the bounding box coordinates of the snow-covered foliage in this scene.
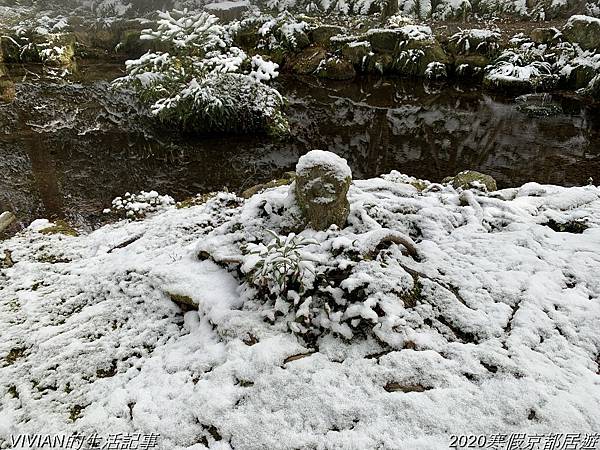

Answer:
[425,60,447,79]
[1,15,74,68]
[141,9,230,50]
[483,42,561,91]
[432,0,471,19]
[88,0,132,16]
[113,10,288,136]
[236,11,310,53]
[587,0,600,16]
[244,230,317,298]
[395,0,471,19]
[448,28,501,56]
[1,172,600,447]
[487,48,552,80]
[105,191,175,219]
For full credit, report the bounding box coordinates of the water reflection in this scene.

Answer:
[0,69,599,228]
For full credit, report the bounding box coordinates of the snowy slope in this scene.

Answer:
[1,173,600,449]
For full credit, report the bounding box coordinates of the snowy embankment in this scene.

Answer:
[1,170,600,449]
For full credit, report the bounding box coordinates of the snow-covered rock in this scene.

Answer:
[563,14,600,51]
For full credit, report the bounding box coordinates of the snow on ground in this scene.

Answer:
[1,171,600,449]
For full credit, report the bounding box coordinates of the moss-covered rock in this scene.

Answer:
[447,29,501,59]
[364,53,396,74]
[43,33,76,67]
[394,39,449,77]
[530,27,561,45]
[565,61,597,88]
[118,29,166,57]
[563,15,600,51]
[315,56,356,80]
[290,46,327,74]
[454,54,491,68]
[0,32,76,65]
[366,29,401,52]
[453,54,489,81]
[294,150,352,230]
[445,170,497,192]
[0,35,41,62]
[341,41,372,68]
[234,27,261,50]
[309,25,346,48]
[0,78,15,103]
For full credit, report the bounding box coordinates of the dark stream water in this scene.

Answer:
[1,62,599,229]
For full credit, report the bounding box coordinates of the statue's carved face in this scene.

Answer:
[295,166,351,230]
[297,168,349,208]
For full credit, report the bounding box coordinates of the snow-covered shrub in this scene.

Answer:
[398,0,433,19]
[385,13,415,26]
[237,11,310,54]
[448,28,501,57]
[2,15,75,67]
[587,0,600,17]
[255,0,381,14]
[469,0,527,18]
[113,10,289,136]
[105,190,175,219]
[425,61,447,80]
[484,44,558,91]
[491,47,552,78]
[432,0,471,20]
[244,231,317,297]
[554,43,600,90]
[90,0,132,16]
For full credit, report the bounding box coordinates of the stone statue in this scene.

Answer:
[294,150,352,230]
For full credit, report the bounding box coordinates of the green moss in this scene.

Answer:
[290,46,326,75]
[409,180,429,192]
[448,170,498,192]
[176,192,217,209]
[454,54,490,68]
[316,57,356,80]
[169,292,198,309]
[39,220,78,237]
[309,25,346,48]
